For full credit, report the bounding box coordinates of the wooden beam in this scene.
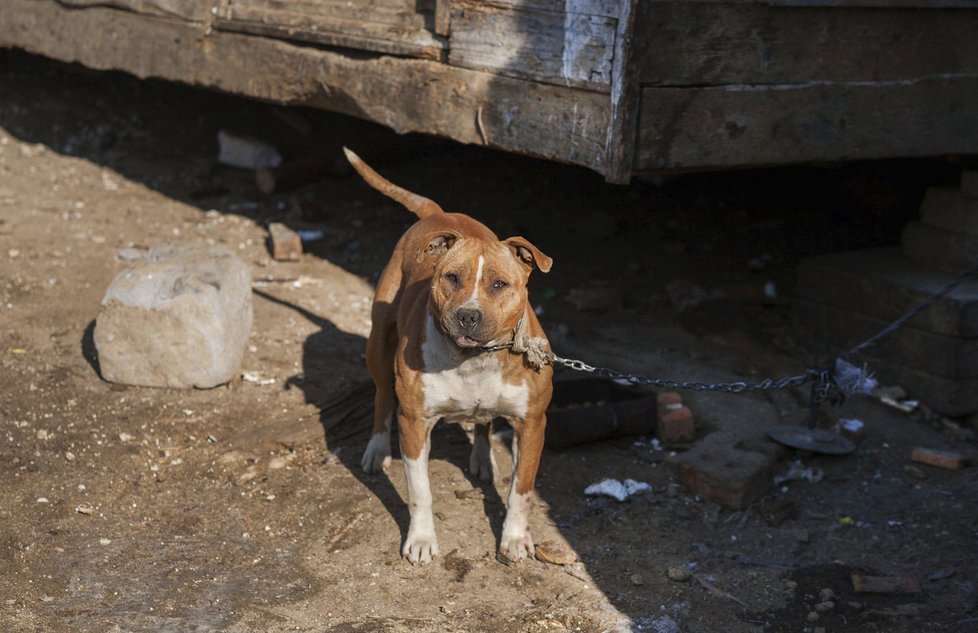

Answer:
[448,0,618,92]
[638,4,978,86]
[636,76,978,170]
[1,0,612,175]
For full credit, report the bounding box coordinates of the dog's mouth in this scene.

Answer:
[455,335,482,348]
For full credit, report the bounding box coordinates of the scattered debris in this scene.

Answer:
[667,567,692,583]
[773,460,824,486]
[217,130,282,170]
[834,418,865,443]
[584,478,651,502]
[268,222,302,261]
[873,385,919,413]
[535,541,577,566]
[852,574,922,594]
[116,247,145,262]
[911,447,966,470]
[297,229,324,242]
[242,372,276,386]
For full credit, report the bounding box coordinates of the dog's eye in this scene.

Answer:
[490,280,509,291]
[444,272,460,286]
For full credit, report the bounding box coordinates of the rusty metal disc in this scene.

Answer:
[767,425,856,455]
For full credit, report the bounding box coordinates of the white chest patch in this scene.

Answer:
[421,316,529,422]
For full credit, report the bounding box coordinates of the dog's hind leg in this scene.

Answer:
[362,306,396,474]
[469,420,498,483]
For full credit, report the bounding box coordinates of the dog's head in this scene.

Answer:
[421,231,551,349]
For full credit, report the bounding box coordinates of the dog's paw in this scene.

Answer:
[468,439,497,483]
[402,532,439,566]
[498,530,534,563]
[361,432,391,474]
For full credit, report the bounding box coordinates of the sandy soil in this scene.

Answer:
[1,51,977,633]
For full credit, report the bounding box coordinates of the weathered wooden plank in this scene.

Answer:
[638,4,978,86]
[212,0,443,60]
[57,0,211,21]
[214,0,432,28]
[214,9,444,60]
[636,77,978,170]
[604,0,641,183]
[434,0,452,36]
[2,0,612,174]
[469,0,623,17]
[448,0,617,92]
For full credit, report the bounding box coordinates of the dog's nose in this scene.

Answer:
[455,308,483,331]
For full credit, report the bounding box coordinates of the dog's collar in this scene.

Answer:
[480,315,550,370]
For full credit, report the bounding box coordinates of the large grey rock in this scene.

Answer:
[94,244,253,388]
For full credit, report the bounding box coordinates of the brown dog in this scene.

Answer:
[345,148,553,565]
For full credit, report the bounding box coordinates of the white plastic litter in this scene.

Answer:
[584,478,651,502]
[773,459,824,486]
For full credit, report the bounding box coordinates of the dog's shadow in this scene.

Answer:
[258,289,507,554]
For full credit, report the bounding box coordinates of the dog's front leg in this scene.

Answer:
[499,414,546,562]
[398,410,439,565]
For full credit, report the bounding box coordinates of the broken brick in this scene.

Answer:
[658,406,695,445]
[268,222,302,261]
[668,432,772,510]
[910,447,967,470]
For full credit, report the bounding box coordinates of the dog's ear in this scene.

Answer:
[416,231,462,262]
[503,236,552,273]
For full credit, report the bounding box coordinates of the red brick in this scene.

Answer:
[656,392,683,415]
[911,447,967,470]
[268,222,302,261]
[658,406,695,445]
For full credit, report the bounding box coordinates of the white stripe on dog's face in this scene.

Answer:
[465,255,485,305]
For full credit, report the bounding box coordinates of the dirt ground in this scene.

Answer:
[2,50,978,633]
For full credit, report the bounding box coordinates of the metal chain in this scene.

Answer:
[547,260,978,396]
[549,353,817,394]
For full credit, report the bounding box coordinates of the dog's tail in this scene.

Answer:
[343,147,444,219]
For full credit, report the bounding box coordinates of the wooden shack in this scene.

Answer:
[3,0,978,182]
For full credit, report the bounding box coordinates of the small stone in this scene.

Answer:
[116,248,145,262]
[268,456,288,470]
[629,573,644,586]
[807,611,820,622]
[814,601,835,613]
[535,540,577,565]
[666,567,692,582]
[118,432,134,442]
[784,580,799,592]
[819,588,836,602]
[99,538,112,546]
[75,504,94,515]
